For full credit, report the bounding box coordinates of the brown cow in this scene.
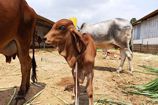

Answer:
[0,0,37,102]
[44,19,96,105]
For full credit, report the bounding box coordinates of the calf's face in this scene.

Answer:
[44,19,74,46]
[44,19,86,55]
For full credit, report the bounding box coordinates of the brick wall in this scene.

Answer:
[133,44,158,54]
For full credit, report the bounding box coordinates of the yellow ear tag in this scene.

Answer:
[69,17,77,28]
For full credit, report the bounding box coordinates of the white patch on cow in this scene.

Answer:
[81,21,112,41]
[95,40,115,49]
[114,18,132,29]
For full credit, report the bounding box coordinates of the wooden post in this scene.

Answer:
[147,41,149,53]
[140,44,141,52]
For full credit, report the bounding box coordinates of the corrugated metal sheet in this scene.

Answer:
[133,14,158,45]
[133,9,158,26]
[133,37,158,45]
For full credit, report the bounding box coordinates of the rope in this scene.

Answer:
[23,89,44,105]
[74,62,79,105]
[7,87,17,105]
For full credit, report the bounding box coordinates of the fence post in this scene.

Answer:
[147,41,148,53]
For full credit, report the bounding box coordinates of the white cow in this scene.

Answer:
[80,18,133,73]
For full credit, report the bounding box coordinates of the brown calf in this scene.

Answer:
[44,19,96,105]
[0,0,37,102]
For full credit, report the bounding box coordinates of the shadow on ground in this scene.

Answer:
[57,76,89,105]
[94,66,117,72]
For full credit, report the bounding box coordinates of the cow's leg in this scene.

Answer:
[125,48,133,73]
[86,72,94,105]
[72,69,80,105]
[15,22,34,100]
[128,57,133,73]
[117,49,126,73]
[103,49,108,59]
[16,46,31,100]
[39,42,41,48]
[37,41,40,48]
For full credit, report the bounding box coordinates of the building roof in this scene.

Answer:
[37,15,54,28]
[133,9,158,26]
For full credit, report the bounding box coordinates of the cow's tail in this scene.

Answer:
[129,28,133,52]
[31,16,37,83]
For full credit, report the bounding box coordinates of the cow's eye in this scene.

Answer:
[58,25,66,30]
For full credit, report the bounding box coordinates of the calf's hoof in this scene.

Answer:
[64,84,74,92]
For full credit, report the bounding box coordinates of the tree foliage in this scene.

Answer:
[130,18,137,24]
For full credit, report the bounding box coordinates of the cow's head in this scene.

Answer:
[44,19,86,55]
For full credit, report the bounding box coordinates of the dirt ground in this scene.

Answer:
[0,48,158,105]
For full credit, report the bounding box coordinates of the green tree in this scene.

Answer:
[130,18,137,24]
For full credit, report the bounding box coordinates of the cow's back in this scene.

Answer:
[81,20,112,39]
[0,0,36,48]
[114,18,132,30]
[0,0,34,28]
[0,0,22,26]
[80,18,132,46]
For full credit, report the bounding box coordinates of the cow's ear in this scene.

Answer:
[70,29,87,54]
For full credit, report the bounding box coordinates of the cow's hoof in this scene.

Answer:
[10,95,26,105]
[15,95,26,101]
[129,68,133,73]
[71,95,75,100]
[128,71,133,75]
[116,67,123,73]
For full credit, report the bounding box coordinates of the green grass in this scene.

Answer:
[128,78,158,98]
[126,66,158,100]
[139,65,158,73]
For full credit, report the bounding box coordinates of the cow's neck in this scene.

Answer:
[58,38,79,68]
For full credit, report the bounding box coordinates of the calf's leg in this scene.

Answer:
[72,69,80,105]
[86,72,94,105]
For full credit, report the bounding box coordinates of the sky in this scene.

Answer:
[27,0,158,26]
